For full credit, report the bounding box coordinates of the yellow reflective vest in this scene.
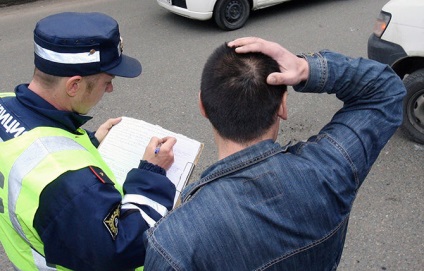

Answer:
[0,120,122,270]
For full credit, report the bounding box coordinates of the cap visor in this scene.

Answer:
[106,55,142,78]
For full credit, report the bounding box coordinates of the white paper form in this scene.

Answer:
[98,117,203,206]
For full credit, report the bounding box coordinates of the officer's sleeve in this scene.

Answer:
[34,164,175,271]
[85,130,100,147]
[121,160,176,227]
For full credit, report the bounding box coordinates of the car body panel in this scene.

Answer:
[157,0,215,20]
[378,0,424,57]
[254,0,292,10]
[157,0,292,21]
[368,0,424,144]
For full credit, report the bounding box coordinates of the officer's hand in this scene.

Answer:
[143,136,177,171]
[228,37,309,86]
[94,117,122,143]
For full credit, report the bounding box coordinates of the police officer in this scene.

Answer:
[0,12,176,271]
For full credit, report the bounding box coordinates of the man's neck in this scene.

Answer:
[215,130,277,160]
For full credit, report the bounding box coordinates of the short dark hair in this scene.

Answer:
[200,43,287,144]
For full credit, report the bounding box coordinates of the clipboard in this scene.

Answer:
[98,116,203,207]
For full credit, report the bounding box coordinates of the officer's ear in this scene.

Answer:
[65,76,83,97]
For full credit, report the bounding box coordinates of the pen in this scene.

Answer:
[154,144,162,155]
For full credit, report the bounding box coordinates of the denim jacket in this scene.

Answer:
[144,51,405,271]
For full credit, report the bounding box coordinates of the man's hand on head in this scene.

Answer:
[228,37,309,86]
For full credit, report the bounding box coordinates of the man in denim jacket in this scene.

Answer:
[144,37,405,270]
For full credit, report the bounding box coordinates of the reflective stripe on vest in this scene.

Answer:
[32,248,57,271]
[0,122,120,271]
[9,136,85,245]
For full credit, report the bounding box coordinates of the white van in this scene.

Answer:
[367,0,424,144]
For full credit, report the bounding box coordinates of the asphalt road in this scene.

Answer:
[0,0,423,270]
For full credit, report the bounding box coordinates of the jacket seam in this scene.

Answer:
[182,145,288,202]
[324,133,360,188]
[147,229,183,271]
[255,216,349,271]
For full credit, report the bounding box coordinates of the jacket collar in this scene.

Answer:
[182,140,289,202]
[15,84,92,132]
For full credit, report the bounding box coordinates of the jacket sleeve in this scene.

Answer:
[292,51,405,188]
[122,160,176,227]
[34,161,176,271]
[86,130,100,147]
[143,233,176,271]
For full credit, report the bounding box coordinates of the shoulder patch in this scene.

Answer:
[103,203,120,240]
[89,166,113,184]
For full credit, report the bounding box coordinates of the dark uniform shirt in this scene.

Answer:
[0,85,176,271]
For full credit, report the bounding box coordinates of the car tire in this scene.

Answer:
[402,68,424,144]
[214,0,250,31]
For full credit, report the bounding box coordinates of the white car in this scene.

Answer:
[156,0,292,31]
[367,0,424,144]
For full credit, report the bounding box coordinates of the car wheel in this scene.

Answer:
[214,0,250,31]
[402,68,424,144]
